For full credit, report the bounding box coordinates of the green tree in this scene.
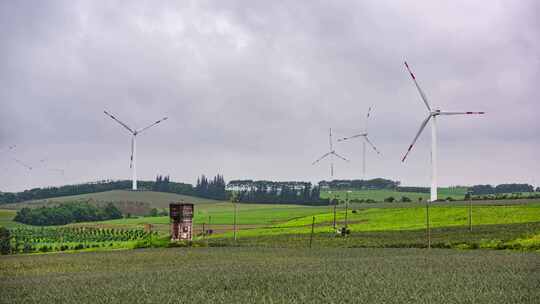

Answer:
[0,226,11,254]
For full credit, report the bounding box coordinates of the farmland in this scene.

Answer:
[1,247,538,304]
[1,193,540,303]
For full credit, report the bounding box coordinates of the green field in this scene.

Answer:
[210,204,540,237]
[2,189,540,253]
[0,209,26,228]
[1,247,538,304]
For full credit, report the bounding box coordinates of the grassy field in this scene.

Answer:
[321,188,467,202]
[1,247,538,304]
[94,203,329,226]
[0,209,27,228]
[212,222,540,251]
[211,203,540,237]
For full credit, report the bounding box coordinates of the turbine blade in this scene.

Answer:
[364,136,381,155]
[312,152,331,165]
[130,137,134,169]
[402,114,432,162]
[104,110,135,134]
[332,151,350,162]
[11,157,32,170]
[329,128,333,151]
[366,106,373,132]
[137,117,168,134]
[404,62,432,111]
[438,111,485,115]
[337,133,367,142]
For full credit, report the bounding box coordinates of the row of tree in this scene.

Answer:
[469,183,537,195]
[13,202,123,226]
[396,186,430,193]
[318,178,400,190]
[228,180,325,205]
[195,174,227,200]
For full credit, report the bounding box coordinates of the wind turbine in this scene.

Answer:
[1,145,33,170]
[103,110,168,190]
[312,128,350,178]
[401,61,484,202]
[338,106,381,180]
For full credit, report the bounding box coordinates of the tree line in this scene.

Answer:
[195,174,227,200]
[469,183,537,195]
[228,180,325,205]
[0,178,194,205]
[13,202,123,226]
[318,178,400,190]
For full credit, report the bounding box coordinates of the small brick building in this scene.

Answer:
[170,203,194,241]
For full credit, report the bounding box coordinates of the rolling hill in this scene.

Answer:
[1,190,226,210]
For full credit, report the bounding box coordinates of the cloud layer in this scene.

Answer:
[1,1,539,191]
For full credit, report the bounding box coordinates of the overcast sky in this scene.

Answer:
[1,1,539,192]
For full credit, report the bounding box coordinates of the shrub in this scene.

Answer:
[384,197,395,203]
[400,196,412,202]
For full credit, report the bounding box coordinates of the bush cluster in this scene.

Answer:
[14,202,122,226]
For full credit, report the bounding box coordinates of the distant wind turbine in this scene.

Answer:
[401,61,485,202]
[338,106,381,180]
[103,110,168,190]
[1,145,32,170]
[312,128,350,178]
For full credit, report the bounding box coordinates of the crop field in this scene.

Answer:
[7,226,155,254]
[1,247,538,304]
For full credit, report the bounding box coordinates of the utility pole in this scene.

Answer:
[231,192,238,242]
[309,216,315,248]
[468,191,472,232]
[345,190,351,229]
[333,195,337,230]
[426,199,431,249]
[202,222,206,239]
[233,202,237,242]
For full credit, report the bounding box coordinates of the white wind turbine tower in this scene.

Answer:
[401,61,485,202]
[104,110,168,190]
[312,128,350,178]
[338,106,381,180]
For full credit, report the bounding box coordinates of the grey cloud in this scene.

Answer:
[1,0,539,191]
